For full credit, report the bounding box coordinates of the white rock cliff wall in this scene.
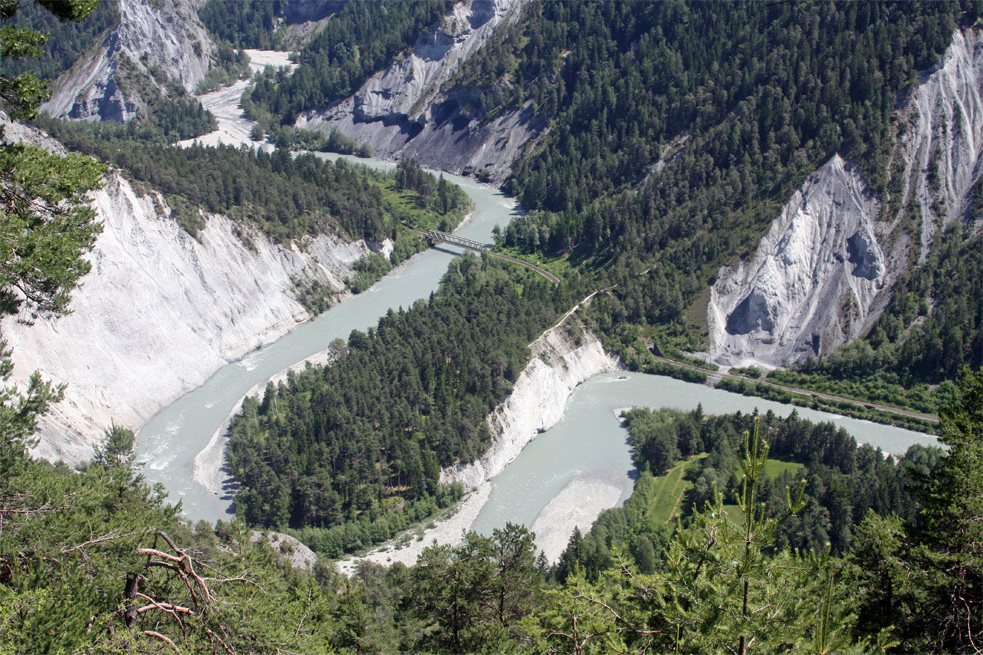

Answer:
[708,156,886,368]
[5,170,369,464]
[298,0,541,182]
[900,28,983,261]
[43,0,215,121]
[442,319,620,489]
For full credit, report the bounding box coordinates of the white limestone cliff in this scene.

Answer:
[898,28,983,261]
[708,156,886,368]
[42,0,214,121]
[442,319,620,489]
[708,27,983,368]
[297,0,540,182]
[0,128,372,463]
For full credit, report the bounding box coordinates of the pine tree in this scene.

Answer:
[851,367,983,652]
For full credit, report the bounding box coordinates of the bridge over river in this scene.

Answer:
[410,227,560,285]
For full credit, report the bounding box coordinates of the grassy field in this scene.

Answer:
[763,458,803,480]
[648,456,801,526]
[722,458,803,523]
[646,454,707,525]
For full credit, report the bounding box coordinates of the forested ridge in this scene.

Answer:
[245,0,456,124]
[453,0,981,412]
[3,0,983,651]
[38,120,468,247]
[553,406,941,585]
[0,0,120,83]
[4,372,979,653]
[198,0,284,50]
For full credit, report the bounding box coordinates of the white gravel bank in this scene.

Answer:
[335,482,492,575]
[178,49,295,150]
[530,477,624,563]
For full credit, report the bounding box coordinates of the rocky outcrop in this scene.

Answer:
[251,531,318,570]
[1,121,371,464]
[442,319,620,489]
[42,0,215,122]
[708,27,983,368]
[897,28,983,261]
[708,156,886,368]
[297,0,541,182]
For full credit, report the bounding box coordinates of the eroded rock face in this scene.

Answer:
[441,320,621,489]
[1,120,370,464]
[42,0,214,122]
[10,169,370,464]
[708,156,886,368]
[297,0,541,182]
[899,28,983,262]
[708,27,983,369]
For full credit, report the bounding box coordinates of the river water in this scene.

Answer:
[135,159,520,523]
[470,371,938,536]
[136,155,938,536]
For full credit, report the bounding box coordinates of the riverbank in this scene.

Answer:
[191,349,338,501]
[178,49,295,151]
[334,483,492,575]
[530,476,624,563]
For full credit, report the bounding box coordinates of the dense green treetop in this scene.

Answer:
[228,256,583,554]
[0,0,104,465]
[198,0,283,50]
[39,120,468,246]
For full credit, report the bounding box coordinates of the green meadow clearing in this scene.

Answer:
[647,455,803,525]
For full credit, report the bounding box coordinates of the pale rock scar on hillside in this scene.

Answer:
[1,118,376,464]
[708,27,983,369]
[297,0,543,183]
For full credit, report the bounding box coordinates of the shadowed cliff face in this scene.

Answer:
[42,0,215,122]
[281,0,348,25]
[297,0,541,183]
[708,27,983,370]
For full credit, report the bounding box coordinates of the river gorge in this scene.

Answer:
[135,155,937,566]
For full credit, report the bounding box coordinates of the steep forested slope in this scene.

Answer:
[463,1,981,404]
[223,0,982,548]
[4,0,219,136]
[40,121,468,244]
[0,0,120,82]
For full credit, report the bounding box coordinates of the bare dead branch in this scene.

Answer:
[574,593,664,636]
[143,630,180,653]
[61,530,136,555]
[205,627,237,655]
